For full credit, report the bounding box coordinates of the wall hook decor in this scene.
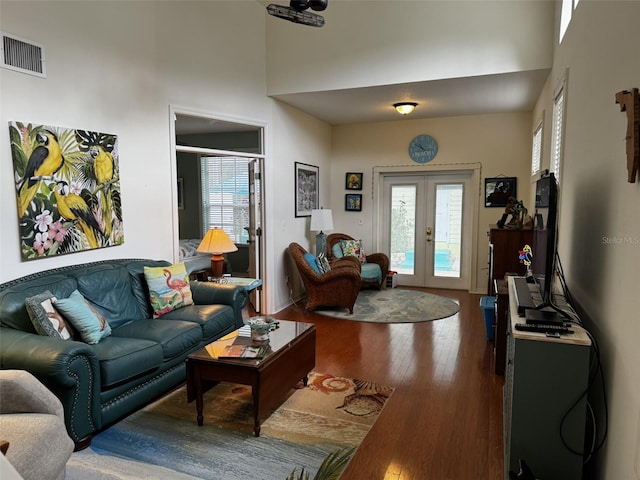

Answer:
[615,88,639,183]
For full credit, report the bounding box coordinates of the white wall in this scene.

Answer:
[267,0,554,94]
[532,2,640,478]
[0,1,271,276]
[330,112,533,293]
[268,101,333,312]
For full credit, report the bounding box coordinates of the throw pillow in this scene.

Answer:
[143,262,194,318]
[340,239,367,264]
[303,252,322,274]
[54,290,111,344]
[316,252,331,273]
[25,291,74,340]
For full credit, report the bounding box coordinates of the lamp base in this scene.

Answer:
[210,254,225,280]
[315,231,327,256]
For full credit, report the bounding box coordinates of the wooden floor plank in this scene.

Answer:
[269,287,504,480]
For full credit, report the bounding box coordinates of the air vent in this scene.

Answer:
[1,32,46,78]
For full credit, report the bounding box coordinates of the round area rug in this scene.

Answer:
[315,288,460,324]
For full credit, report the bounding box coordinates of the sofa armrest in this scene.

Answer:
[0,370,64,418]
[0,327,101,443]
[190,281,247,306]
[190,281,247,325]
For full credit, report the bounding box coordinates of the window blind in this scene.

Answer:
[201,156,250,243]
[551,87,565,182]
[531,121,543,175]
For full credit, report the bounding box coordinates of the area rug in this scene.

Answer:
[66,371,393,480]
[316,288,460,323]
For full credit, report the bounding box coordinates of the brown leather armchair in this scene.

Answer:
[288,242,361,313]
[327,233,389,289]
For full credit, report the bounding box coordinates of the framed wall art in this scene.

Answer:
[9,121,124,260]
[484,176,517,207]
[345,193,362,212]
[294,162,319,217]
[345,172,362,190]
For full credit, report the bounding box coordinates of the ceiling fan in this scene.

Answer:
[267,0,328,27]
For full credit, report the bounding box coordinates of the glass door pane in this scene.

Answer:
[390,185,417,275]
[433,184,463,278]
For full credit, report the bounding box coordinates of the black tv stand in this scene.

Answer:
[505,277,591,480]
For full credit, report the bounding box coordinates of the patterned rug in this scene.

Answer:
[66,372,393,480]
[316,288,460,323]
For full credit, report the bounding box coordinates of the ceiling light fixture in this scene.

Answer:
[393,102,418,115]
[267,0,328,27]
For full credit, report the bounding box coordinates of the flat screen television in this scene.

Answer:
[531,172,562,313]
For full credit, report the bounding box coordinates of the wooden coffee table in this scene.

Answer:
[186,319,315,437]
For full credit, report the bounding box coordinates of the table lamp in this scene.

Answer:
[197,228,238,280]
[310,208,333,255]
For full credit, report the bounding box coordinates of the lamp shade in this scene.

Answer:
[197,228,238,255]
[310,209,333,232]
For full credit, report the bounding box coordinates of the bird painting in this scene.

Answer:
[89,145,116,237]
[17,130,65,216]
[9,122,124,259]
[54,181,102,249]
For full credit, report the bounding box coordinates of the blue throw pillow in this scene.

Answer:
[54,290,112,344]
[303,252,322,274]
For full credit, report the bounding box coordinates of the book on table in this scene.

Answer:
[218,344,268,359]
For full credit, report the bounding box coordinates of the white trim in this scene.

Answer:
[168,105,269,310]
[177,145,265,159]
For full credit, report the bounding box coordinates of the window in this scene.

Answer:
[550,84,566,182]
[201,156,250,243]
[531,119,543,176]
[560,0,581,43]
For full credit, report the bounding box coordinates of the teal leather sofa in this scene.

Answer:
[0,259,247,449]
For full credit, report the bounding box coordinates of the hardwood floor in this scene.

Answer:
[271,287,504,480]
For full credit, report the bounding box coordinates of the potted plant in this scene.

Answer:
[286,447,355,480]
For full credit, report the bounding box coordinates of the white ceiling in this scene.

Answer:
[176,68,549,134]
[271,68,550,126]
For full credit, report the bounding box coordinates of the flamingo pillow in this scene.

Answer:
[144,262,194,318]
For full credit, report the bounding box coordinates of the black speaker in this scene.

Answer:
[309,0,328,11]
[290,0,310,11]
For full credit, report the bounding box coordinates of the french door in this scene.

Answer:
[381,172,472,289]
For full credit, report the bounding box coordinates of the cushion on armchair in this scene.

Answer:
[303,253,322,274]
[316,253,331,273]
[339,239,367,263]
[361,263,383,284]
